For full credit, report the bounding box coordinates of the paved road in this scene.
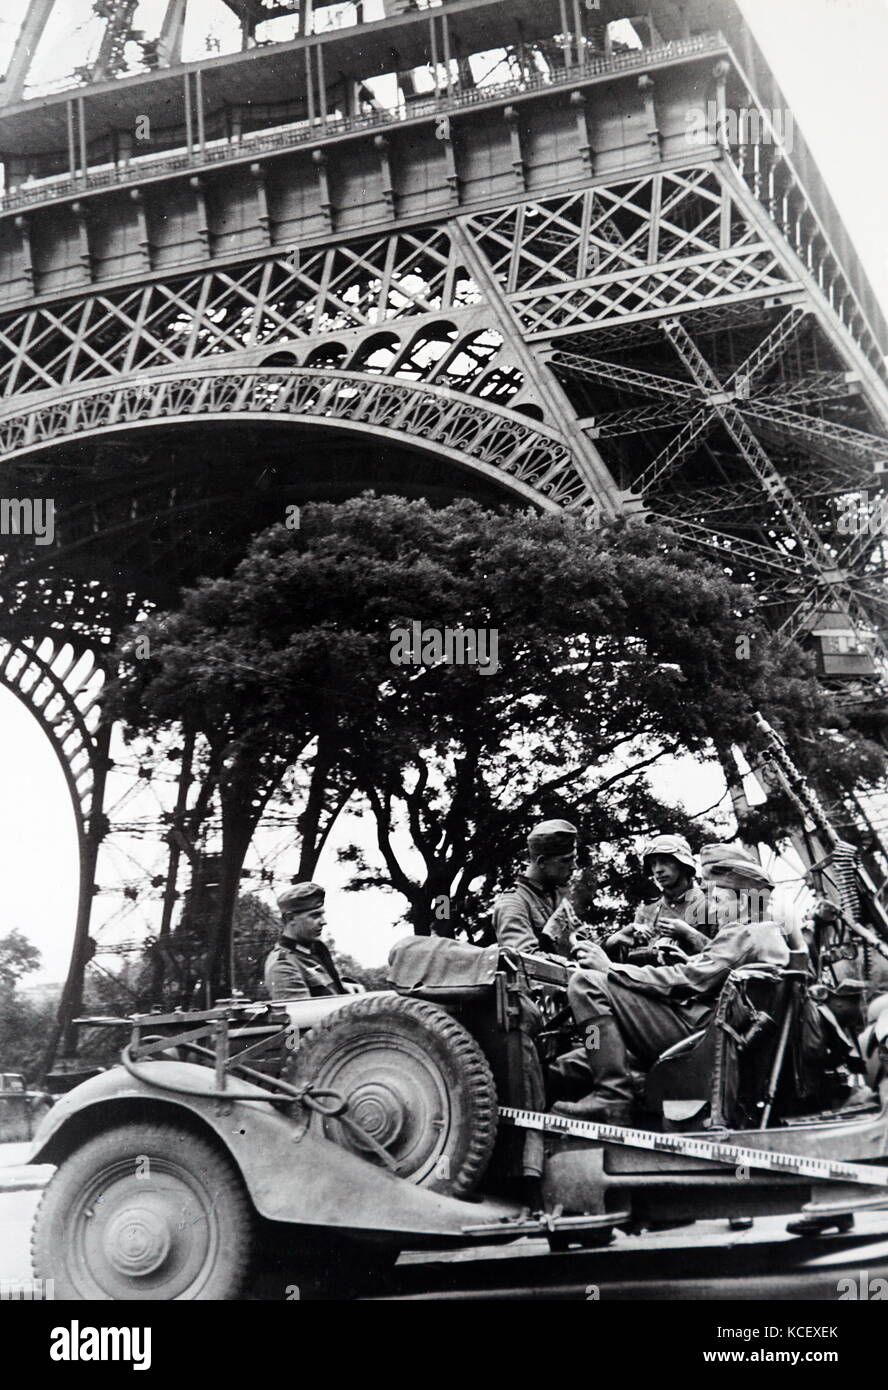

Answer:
[6,1142,888,1300]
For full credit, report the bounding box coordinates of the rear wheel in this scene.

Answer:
[289,994,498,1196]
[32,1121,253,1300]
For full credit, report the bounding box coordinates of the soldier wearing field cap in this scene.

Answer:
[550,845,792,1121]
[263,882,347,1002]
[493,819,579,957]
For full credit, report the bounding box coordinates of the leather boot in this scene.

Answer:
[551,1016,635,1122]
[547,1046,595,1102]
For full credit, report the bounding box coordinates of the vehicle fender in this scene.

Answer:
[281,989,398,1035]
[27,1060,517,1239]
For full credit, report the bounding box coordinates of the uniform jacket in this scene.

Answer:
[263,936,345,1001]
[610,919,790,1004]
[493,876,568,956]
[632,881,713,936]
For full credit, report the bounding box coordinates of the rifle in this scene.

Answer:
[753,712,888,975]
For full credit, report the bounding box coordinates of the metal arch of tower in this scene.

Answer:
[1,0,888,1032]
[0,366,597,510]
[0,633,112,1068]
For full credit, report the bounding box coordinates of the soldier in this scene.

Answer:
[553,847,791,1121]
[263,882,350,1002]
[493,819,579,957]
[606,833,713,962]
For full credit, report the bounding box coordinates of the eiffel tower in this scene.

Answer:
[0,0,886,1056]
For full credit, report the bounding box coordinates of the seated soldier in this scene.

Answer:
[606,833,713,962]
[493,819,579,957]
[552,846,791,1121]
[264,882,351,1001]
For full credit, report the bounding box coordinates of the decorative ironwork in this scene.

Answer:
[0,366,589,509]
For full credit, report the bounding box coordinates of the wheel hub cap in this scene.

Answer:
[350,1083,406,1147]
[102,1207,171,1277]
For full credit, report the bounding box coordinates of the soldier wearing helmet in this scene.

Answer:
[263,882,349,1002]
[605,833,713,962]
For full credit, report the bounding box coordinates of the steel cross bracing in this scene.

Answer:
[654,318,886,651]
[548,300,888,656]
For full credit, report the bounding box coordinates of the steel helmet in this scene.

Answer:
[640,833,698,875]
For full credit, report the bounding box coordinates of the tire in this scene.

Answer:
[289,994,498,1196]
[31,1121,254,1301]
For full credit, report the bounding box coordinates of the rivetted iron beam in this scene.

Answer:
[158,0,189,67]
[0,0,55,106]
[550,350,702,402]
[743,401,888,469]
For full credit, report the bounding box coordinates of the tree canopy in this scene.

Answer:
[108,494,886,949]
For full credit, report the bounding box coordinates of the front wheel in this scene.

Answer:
[31,1121,254,1300]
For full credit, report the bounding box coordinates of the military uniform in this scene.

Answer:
[492,819,578,1181]
[552,847,791,1120]
[263,936,345,1002]
[633,880,710,929]
[493,875,569,957]
[607,833,712,960]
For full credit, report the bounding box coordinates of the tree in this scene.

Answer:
[0,932,58,1082]
[0,929,41,993]
[109,495,886,950]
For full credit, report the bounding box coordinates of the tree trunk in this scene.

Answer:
[297,733,334,878]
[205,757,280,1002]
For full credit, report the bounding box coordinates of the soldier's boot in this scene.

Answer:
[547,1045,596,1102]
[552,1016,635,1123]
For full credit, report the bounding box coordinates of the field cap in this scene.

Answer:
[277,881,325,914]
[528,819,578,857]
[699,843,774,891]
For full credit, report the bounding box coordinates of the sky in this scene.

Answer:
[0,0,885,982]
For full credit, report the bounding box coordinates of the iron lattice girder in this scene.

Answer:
[0,634,106,841]
[548,350,704,403]
[645,317,887,653]
[744,401,888,469]
[0,227,480,402]
[631,306,810,495]
[726,139,886,386]
[656,516,811,585]
[654,466,879,517]
[585,394,869,441]
[465,166,799,340]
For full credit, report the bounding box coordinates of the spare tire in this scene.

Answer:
[289,994,497,1197]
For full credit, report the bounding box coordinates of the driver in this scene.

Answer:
[605,833,713,963]
[553,847,791,1121]
[264,882,350,1001]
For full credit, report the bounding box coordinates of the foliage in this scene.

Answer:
[109,494,886,938]
[0,929,41,992]
[0,932,57,1081]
